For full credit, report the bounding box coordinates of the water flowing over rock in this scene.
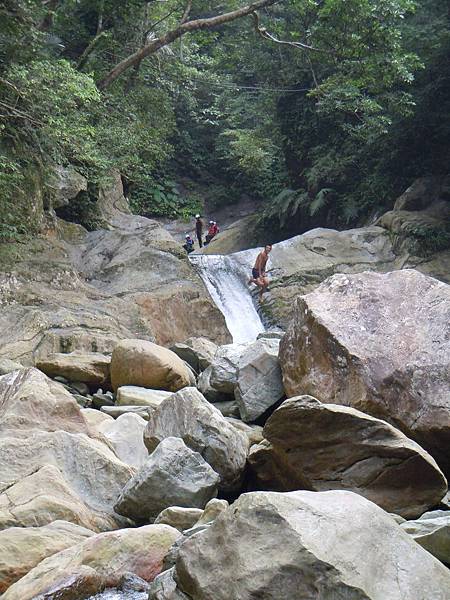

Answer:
[172,490,450,600]
[144,387,248,493]
[110,339,192,392]
[0,520,93,593]
[2,525,180,600]
[0,465,120,532]
[190,254,264,343]
[234,337,284,422]
[115,437,219,522]
[279,269,450,475]
[248,396,447,518]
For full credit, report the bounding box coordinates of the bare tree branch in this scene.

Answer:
[252,11,327,53]
[180,0,193,24]
[98,0,281,90]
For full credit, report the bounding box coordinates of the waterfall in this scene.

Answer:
[190,253,265,344]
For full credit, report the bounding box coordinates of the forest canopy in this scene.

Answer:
[1,0,449,239]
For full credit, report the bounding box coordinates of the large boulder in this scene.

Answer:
[0,367,90,436]
[401,511,450,565]
[198,343,248,401]
[0,431,135,515]
[2,524,180,600]
[279,270,450,475]
[172,490,450,600]
[50,164,88,209]
[170,338,218,372]
[110,339,192,392]
[35,352,110,386]
[116,386,172,407]
[234,338,284,422]
[115,437,219,522]
[0,520,93,593]
[144,388,248,493]
[248,396,447,518]
[97,412,148,469]
[0,465,120,532]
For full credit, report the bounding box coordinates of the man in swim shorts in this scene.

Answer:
[249,244,272,302]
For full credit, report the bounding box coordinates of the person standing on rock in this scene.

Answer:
[195,214,204,248]
[249,244,272,302]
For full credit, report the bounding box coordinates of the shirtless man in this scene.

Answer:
[249,244,272,302]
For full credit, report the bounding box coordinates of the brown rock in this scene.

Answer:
[111,339,192,392]
[35,352,110,386]
[2,524,180,600]
[0,520,93,593]
[249,396,447,518]
[0,368,90,436]
[279,270,450,475]
[0,464,120,532]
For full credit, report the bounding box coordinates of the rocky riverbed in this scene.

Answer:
[0,179,449,599]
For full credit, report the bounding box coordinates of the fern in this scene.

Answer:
[309,188,333,216]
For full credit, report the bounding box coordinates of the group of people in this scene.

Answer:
[182,214,273,303]
[182,215,220,254]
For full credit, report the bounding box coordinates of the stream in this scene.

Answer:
[87,252,264,600]
[189,253,265,343]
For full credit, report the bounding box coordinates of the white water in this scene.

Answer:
[88,591,147,600]
[190,254,265,343]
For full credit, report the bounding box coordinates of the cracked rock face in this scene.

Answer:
[172,490,450,600]
[144,387,248,493]
[234,337,284,422]
[248,396,447,518]
[279,269,450,477]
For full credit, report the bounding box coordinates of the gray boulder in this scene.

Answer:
[401,511,450,565]
[198,343,248,400]
[144,387,248,493]
[248,396,447,518]
[279,270,450,476]
[98,412,148,469]
[173,490,450,600]
[235,337,284,422]
[115,437,219,522]
[170,337,218,372]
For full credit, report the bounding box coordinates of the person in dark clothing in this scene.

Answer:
[183,234,195,254]
[195,214,203,248]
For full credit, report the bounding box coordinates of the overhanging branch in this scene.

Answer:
[98,0,281,90]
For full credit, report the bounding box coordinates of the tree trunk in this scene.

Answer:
[97,0,280,90]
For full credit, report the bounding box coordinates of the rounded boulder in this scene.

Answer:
[111,339,191,392]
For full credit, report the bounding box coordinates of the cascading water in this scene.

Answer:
[190,253,265,343]
[88,591,147,600]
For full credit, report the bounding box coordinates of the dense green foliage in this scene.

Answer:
[0,0,449,239]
